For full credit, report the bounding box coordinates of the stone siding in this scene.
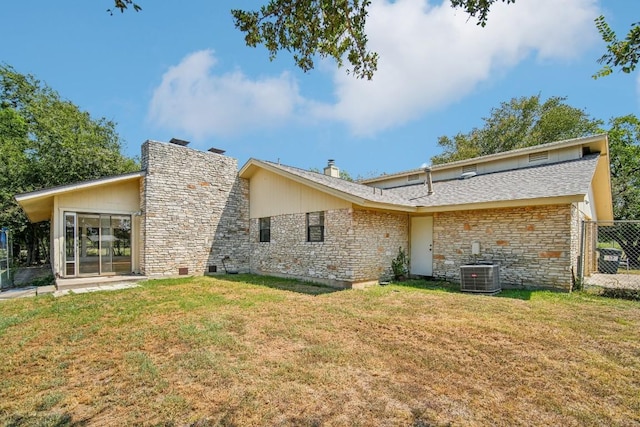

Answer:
[351,209,409,282]
[432,204,575,290]
[140,141,249,277]
[250,208,407,287]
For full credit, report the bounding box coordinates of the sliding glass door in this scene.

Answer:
[64,212,131,277]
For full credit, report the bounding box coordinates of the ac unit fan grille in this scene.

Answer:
[460,264,501,294]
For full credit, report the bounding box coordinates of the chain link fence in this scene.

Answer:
[580,220,640,290]
[0,227,12,290]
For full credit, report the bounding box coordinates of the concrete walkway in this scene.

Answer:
[0,274,147,300]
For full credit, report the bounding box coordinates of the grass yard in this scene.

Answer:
[0,275,639,426]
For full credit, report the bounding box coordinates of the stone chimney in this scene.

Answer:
[323,159,340,178]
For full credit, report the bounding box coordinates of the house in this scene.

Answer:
[15,134,613,291]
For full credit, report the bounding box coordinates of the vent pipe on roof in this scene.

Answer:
[324,159,340,178]
[169,138,190,146]
[208,147,226,155]
[424,166,433,195]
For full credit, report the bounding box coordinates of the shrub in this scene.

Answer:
[599,287,640,301]
[30,274,54,287]
[391,247,409,280]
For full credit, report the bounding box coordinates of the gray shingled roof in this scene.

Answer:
[263,161,413,207]
[263,154,599,209]
[389,154,599,207]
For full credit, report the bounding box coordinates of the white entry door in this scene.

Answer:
[410,216,433,276]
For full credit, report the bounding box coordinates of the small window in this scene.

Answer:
[407,173,420,182]
[259,217,270,242]
[306,211,324,242]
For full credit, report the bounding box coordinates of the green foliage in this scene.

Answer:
[231,0,378,80]
[449,0,516,27]
[107,2,637,81]
[0,64,138,264]
[594,16,640,78]
[110,1,520,80]
[431,95,602,164]
[108,0,141,14]
[391,246,409,280]
[30,274,55,288]
[607,115,640,221]
[599,287,640,301]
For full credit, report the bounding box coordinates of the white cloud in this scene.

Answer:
[147,49,303,139]
[148,0,601,138]
[318,0,601,135]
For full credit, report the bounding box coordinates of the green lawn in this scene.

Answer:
[0,275,638,426]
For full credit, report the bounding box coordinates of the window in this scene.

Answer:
[306,211,324,242]
[259,217,270,242]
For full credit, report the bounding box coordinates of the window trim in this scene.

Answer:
[306,211,325,242]
[259,217,271,242]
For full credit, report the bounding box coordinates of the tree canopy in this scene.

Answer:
[430,94,640,222]
[108,0,515,80]
[430,95,603,164]
[0,64,138,264]
[594,16,640,78]
[109,1,637,79]
[606,115,640,221]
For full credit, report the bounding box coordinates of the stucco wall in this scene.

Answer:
[141,141,250,277]
[432,204,575,290]
[249,208,407,287]
[52,179,142,277]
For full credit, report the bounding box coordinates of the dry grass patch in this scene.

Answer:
[0,276,638,426]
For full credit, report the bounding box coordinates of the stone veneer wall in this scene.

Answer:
[351,209,409,282]
[140,141,250,277]
[432,204,575,291]
[249,208,408,287]
[569,204,585,288]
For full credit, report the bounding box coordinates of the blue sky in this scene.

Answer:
[3,0,639,177]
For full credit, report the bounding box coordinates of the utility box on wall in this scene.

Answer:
[460,263,501,294]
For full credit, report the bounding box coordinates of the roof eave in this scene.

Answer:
[240,159,396,207]
[15,171,145,223]
[361,134,609,184]
[414,194,586,213]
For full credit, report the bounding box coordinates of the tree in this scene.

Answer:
[108,0,515,80]
[430,95,640,266]
[603,115,640,267]
[431,95,603,164]
[594,16,640,78]
[109,2,638,80]
[0,64,138,265]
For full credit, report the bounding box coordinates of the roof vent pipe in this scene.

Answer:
[169,138,190,146]
[424,166,433,195]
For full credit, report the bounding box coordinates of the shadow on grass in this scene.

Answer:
[392,278,534,300]
[215,274,342,296]
[2,411,90,427]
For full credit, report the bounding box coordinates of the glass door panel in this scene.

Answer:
[64,213,77,276]
[100,215,114,274]
[65,213,132,277]
[79,214,100,275]
[111,215,132,274]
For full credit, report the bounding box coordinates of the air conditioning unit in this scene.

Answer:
[460,263,501,294]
